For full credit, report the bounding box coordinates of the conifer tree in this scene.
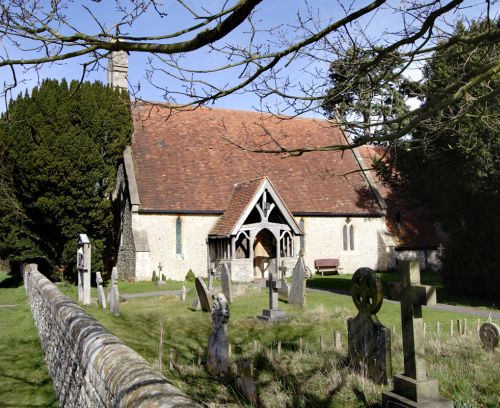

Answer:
[0,79,132,278]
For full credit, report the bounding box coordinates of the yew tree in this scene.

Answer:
[0,79,132,277]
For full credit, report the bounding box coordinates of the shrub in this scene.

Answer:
[185,269,195,282]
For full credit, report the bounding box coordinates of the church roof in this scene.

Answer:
[209,177,302,237]
[358,146,440,249]
[130,103,384,216]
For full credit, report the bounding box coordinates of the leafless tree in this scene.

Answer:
[0,0,498,152]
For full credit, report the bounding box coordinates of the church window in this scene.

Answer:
[343,219,354,251]
[300,218,305,253]
[176,216,183,256]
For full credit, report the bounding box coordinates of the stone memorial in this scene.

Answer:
[195,277,212,312]
[258,272,287,322]
[95,272,107,309]
[289,253,307,307]
[382,260,453,408]
[207,293,230,377]
[278,261,290,301]
[220,263,233,304]
[236,358,257,405]
[347,267,391,384]
[76,234,91,305]
[109,267,120,316]
[479,322,499,351]
[180,285,187,302]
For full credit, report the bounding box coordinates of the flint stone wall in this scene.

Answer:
[23,264,199,408]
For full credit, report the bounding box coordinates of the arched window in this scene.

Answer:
[300,218,305,253]
[176,216,182,256]
[343,219,354,251]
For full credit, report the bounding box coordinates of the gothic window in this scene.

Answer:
[176,216,182,256]
[343,219,354,251]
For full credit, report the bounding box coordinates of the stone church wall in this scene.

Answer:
[137,213,219,281]
[22,263,198,407]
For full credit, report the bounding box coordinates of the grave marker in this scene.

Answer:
[347,267,391,384]
[95,272,106,309]
[289,253,307,307]
[278,261,290,301]
[207,293,230,376]
[76,234,91,305]
[258,273,287,322]
[181,285,187,302]
[109,267,120,316]
[220,263,233,304]
[195,277,212,312]
[382,260,453,408]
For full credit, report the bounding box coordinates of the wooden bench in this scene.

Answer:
[314,258,341,276]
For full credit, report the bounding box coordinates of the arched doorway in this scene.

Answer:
[253,228,277,279]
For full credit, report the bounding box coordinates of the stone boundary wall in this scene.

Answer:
[22,264,200,408]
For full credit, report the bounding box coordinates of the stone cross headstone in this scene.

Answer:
[480,322,499,351]
[109,267,120,316]
[195,277,212,312]
[220,264,233,304]
[95,272,107,309]
[382,260,453,407]
[278,261,290,301]
[347,267,391,384]
[157,262,166,285]
[76,234,91,305]
[289,255,307,307]
[258,273,287,322]
[207,293,230,377]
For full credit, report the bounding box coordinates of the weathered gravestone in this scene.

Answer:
[258,273,287,322]
[76,234,91,305]
[382,260,453,408]
[207,293,230,377]
[220,263,233,304]
[480,322,499,351]
[95,272,107,309]
[236,358,258,405]
[289,253,307,307]
[195,277,212,312]
[108,267,120,316]
[278,261,290,301]
[347,267,391,384]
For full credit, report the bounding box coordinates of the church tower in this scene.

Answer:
[107,50,128,93]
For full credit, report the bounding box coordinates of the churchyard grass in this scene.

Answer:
[307,272,499,310]
[70,282,500,407]
[0,270,58,407]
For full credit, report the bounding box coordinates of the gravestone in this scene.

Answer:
[157,262,166,286]
[258,273,287,322]
[180,285,187,302]
[220,264,233,304]
[207,293,230,377]
[289,253,307,307]
[76,234,91,305]
[278,261,290,301]
[236,358,257,405]
[347,267,391,384]
[195,277,212,312]
[382,260,453,408]
[480,322,499,351]
[109,267,120,316]
[95,272,107,309]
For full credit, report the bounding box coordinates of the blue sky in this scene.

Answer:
[0,1,496,115]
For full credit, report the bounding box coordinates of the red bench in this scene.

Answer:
[314,259,341,276]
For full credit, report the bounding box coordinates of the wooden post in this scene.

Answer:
[450,320,454,337]
[423,322,427,337]
[299,338,303,355]
[197,352,201,366]
[335,331,341,350]
[228,344,232,358]
[169,348,174,370]
[277,340,282,355]
[463,318,467,335]
[477,318,481,333]
[319,336,324,352]
[158,320,164,371]
[436,321,440,336]
[253,340,258,353]
[457,319,462,336]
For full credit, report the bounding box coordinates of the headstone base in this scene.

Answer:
[382,374,453,408]
[258,309,288,322]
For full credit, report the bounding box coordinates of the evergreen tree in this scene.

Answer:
[379,19,499,301]
[0,79,132,278]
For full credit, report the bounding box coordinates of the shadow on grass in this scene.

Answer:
[0,270,23,288]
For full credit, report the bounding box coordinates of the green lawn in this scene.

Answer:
[0,271,58,408]
[307,271,499,310]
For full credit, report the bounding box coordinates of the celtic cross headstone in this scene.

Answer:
[347,267,391,384]
[258,272,287,321]
[383,260,453,407]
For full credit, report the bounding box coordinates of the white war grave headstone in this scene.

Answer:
[207,293,230,377]
[382,260,453,408]
[96,272,107,309]
[77,234,91,305]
